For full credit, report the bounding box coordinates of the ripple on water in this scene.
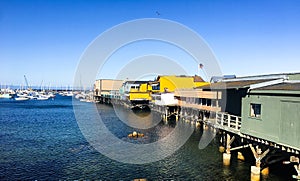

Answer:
[0,98,287,180]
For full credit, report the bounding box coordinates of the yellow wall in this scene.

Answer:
[128,76,209,101]
[129,92,151,101]
[140,83,149,92]
[194,82,210,87]
[158,76,209,92]
[129,83,151,101]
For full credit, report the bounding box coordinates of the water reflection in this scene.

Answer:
[131,106,151,116]
[112,104,161,129]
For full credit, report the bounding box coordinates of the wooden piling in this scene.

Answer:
[250,166,260,181]
[261,167,269,175]
[237,152,245,161]
[223,153,231,166]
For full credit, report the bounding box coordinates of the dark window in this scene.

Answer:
[152,83,160,90]
[207,99,211,106]
[202,98,207,105]
[130,86,140,90]
[250,103,261,118]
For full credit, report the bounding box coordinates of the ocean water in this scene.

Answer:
[0,96,286,180]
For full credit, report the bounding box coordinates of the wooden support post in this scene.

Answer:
[249,144,270,179]
[223,153,231,166]
[223,134,234,166]
[293,164,300,180]
[165,107,168,120]
[261,167,269,176]
[221,113,224,126]
[251,166,260,181]
[219,146,225,153]
[283,156,300,179]
[219,131,225,152]
[176,107,179,121]
[237,152,245,161]
[196,121,201,128]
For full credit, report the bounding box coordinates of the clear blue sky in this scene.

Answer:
[1,0,300,87]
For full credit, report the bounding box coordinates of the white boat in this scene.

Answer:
[75,93,85,99]
[48,92,56,98]
[36,95,49,100]
[0,93,12,98]
[27,95,36,99]
[15,97,29,101]
[17,93,28,97]
[64,92,73,96]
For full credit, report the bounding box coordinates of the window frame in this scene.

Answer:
[250,103,262,118]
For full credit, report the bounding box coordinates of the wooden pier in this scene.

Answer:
[93,73,300,180]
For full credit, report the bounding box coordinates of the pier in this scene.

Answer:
[94,73,300,180]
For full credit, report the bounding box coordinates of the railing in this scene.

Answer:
[215,112,242,133]
[178,100,221,112]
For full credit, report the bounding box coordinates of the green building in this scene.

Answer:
[201,72,300,151]
[241,81,300,150]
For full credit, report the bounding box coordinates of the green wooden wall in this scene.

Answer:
[241,93,300,150]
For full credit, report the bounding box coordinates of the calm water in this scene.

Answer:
[0,96,285,180]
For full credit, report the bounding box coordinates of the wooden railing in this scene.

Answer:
[215,112,242,133]
[178,100,221,112]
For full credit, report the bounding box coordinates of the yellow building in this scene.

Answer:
[127,75,209,104]
[129,82,152,101]
[148,75,209,106]
[151,75,209,93]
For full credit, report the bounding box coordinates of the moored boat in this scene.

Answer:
[36,95,49,100]
[15,97,29,101]
[0,93,12,99]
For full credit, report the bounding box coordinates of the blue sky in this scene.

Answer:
[1,0,300,87]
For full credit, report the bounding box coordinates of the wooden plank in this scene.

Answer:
[174,89,222,99]
[101,80,123,91]
[178,100,221,112]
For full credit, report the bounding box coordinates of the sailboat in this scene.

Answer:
[0,84,13,98]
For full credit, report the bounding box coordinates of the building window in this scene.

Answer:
[187,97,191,103]
[250,103,261,118]
[202,98,207,105]
[131,86,139,89]
[207,99,211,106]
[152,83,160,90]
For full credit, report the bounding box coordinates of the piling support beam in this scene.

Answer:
[175,107,179,121]
[223,134,235,166]
[237,152,245,161]
[283,156,300,180]
[249,144,270,180]
[251,166,260,181]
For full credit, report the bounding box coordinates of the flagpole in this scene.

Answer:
[198,63,209,82]
[199,63,209,82]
